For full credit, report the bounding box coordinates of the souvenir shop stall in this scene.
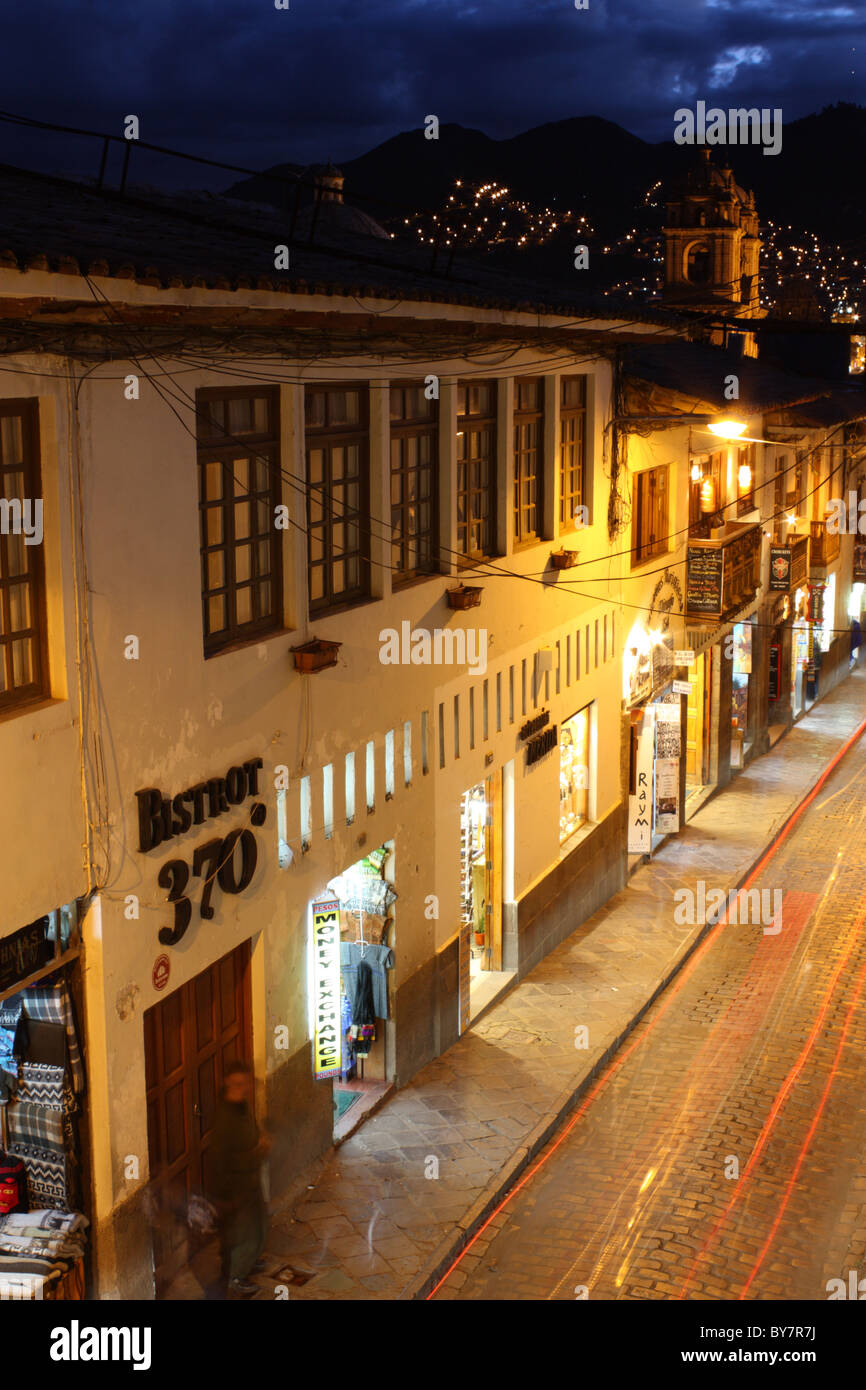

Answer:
[322,845,396,1131]
[0,907,88,1300]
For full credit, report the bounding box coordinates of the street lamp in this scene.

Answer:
[706,418,748,440]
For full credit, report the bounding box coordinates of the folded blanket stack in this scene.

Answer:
[0,1208,88,1299]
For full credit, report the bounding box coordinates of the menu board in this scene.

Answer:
[768,643,781,701]
[686,546,724,615]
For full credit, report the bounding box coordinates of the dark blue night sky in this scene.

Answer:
[1,0,863,179]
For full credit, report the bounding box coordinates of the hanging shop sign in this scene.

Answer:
[135,756,267,947]
[672,680,691,696]
[525,725,558,765]
[628,711,655,853]
[311,898,342,1080]
[674,650,695,666]
[769,547,792,591]
[768,643,781,701]
[807,583,825,625]
[0,917,54,993]
[732,622,752,675]
[653,702,681,835]
[654,759,680,834]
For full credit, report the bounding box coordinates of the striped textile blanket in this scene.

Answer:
[8,1102,65,1156]
[17,1063,76,1113]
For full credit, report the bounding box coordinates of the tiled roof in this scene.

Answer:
[623,340,866,418]
[0,163,685,325]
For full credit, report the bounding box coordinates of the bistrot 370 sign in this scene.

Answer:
[135,756,267,947]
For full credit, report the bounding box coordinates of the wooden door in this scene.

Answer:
[144,940,252,1293]
[685,654,705,783]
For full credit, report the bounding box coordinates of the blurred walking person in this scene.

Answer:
[207,1060,270,1297]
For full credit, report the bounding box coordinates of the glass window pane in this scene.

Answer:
[227,397,252,436]
[5,530,27,577]
[234,501,251,540]
[259,579,272,616]
[0,415,24,464]
[306,392,325,428]
[255,457,271,493]
[232,457,250,495]
[236,587,252,625]
[256,499,271,535]
[236,544,252,583]
[208,595,226,633]
[11,637,31,686]
[252,397,270,433]
[2,469,24,500]
[204,461,223,500]
[207,552,224,590]
[205,507,223,545]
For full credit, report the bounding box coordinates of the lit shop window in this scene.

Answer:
[560,706,590,844]
[850,336,865,375]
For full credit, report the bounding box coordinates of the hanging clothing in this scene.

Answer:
[340,942,394,1020]
[353,961,376,1027]
[349,1024,375,1057]
[10,980,84,1094]
[340,991,355,1081]
[327,872,397,918]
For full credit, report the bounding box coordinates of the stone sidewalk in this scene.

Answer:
[257,669,866,1300]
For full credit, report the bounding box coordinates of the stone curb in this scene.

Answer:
[402,706,866,1300]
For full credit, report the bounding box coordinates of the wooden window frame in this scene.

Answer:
[0,398,49,712]
[632,464,669,566]
[688,450,726,538]
[389,383,439,585]
[513,376,543,545]
[457,380,497,563]
[196,386,283,658]
[559,374,587,530]
[305,384,371,614]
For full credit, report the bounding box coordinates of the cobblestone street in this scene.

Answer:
[433,692,866,1301]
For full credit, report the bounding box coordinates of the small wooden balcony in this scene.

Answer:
[809,520,841,575]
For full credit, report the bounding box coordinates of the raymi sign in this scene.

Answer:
[628,710,654,853]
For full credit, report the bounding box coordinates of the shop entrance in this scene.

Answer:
[325,843,396,1140]
[459,773,509,1024]
[730,621,754,770]
[685,651,710,792]
[144,939,252,1295]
